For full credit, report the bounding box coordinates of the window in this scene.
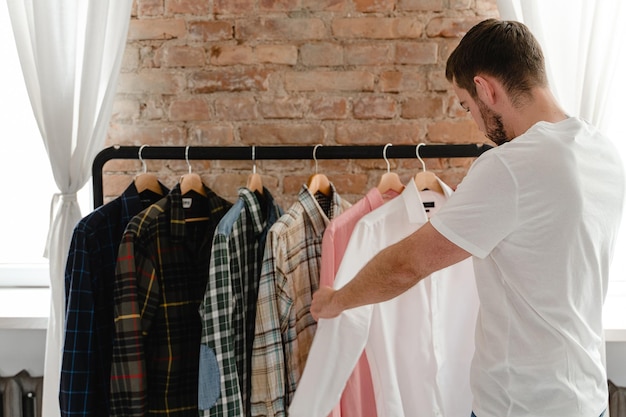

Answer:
[0,2,90,290]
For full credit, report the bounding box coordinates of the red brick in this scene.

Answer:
[188,21,234,41]
[379,70,427,92]
[353,0,395,12]
[111,98,141,121]
[141,100,166,120]
[353,96,397,119]
[332,18,423,39]
[137,0,163,17]
[398,0,444,11]
[128,18,187,40]
[449,0,472,10]
[300,43,343,67]
[344,44,393,66]
[300,0,345,11]
[259,97,306,119]
[117,72,184,94]
[261,0,345,12]
[103,174,135,199]
[309,97,348,120]
[335,122,421,145]
[156,45,206,67]
[192,123,236,145]
[285,71,375,92]
[427,119,486,143]
[214,96,258,120]
[166,0,210,15]
[259,0,299,11]
[215,0,256,14]
[169,98,211,121]
[256,45,298,65]
[121,46,140,71]
[283,175,308,195]
[108,123,186,145]
[240,123,325,144]
[425,17,483,38]
[236,18,326,41]
[428,68,451,92]
[210,45,256,65]
[402,96,445,119]
[395,42,438,65]
[190,69,271,93]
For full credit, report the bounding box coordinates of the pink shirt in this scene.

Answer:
[320,188,400,417]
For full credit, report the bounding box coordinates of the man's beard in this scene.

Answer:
[476,98,509,146]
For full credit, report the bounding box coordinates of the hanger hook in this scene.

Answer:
[313,144,322,174]
[185,145,192,174]
[416,143,426,172]
[383,143,392,173]
[251,145,257,174]
[138,144,149,173]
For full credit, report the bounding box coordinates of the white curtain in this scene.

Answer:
[496,0,626,134]
[6,1,132,415]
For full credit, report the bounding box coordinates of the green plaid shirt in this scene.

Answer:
[198,187,283,417]
[250,184,351,417]
[110,184,231,417]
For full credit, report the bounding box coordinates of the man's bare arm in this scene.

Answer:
[311,222,471,320]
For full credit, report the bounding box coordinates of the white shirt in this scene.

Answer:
[289,179,478,417]
[431,117,625,417]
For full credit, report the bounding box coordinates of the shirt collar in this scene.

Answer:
[120,182,144,226]
[238,187,281,236]
[436,176,454,197]
[299,182,343,236]
[402,179,429,224]
[168,183,226,243]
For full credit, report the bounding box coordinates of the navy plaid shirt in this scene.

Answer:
[110,184,231,417]
[61,182,167,417]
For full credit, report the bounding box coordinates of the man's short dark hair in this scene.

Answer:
[446,19,548,106]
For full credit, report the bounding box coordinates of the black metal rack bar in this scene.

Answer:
[92,144,492,207]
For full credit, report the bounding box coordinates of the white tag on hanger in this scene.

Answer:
[182,197,192,208]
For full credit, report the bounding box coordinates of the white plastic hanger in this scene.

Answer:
[306,144,331,196]
[414,143,444,194]
[376,143,405,195]
[134,144,163,195]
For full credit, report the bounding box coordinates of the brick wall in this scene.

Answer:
[103,0,499,207]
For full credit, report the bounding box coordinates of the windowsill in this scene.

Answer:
[0,287,49,329]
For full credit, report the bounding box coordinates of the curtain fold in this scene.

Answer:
[6,1,132,415]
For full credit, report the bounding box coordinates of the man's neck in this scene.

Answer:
[507,87,568,138]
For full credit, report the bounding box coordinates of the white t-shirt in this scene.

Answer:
[430,117,625,417]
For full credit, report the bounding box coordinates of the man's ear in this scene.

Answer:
[473,75,496,105]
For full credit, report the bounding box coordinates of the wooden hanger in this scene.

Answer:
[377,143,405,195]
[246,146,264,194]
[134,145,164,195]
[414,143,444,195]
[180,145,207,197]
[306,144,331,196]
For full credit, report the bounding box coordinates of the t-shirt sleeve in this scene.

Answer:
[430,152,518,259]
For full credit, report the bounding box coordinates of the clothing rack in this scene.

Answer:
[92,144,492,207]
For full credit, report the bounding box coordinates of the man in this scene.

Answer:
[311,19,624,417]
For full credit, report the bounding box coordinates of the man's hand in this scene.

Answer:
[310,286,343,321]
